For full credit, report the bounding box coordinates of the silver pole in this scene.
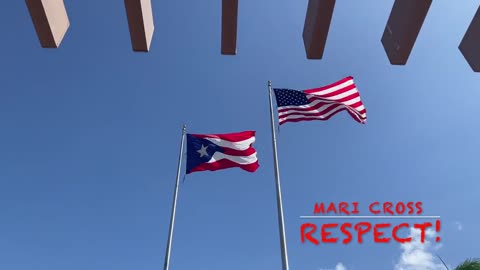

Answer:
[268,81,290,270]
[163,124,187,270]
[436,254,449,270]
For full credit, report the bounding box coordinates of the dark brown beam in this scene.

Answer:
[381,0,432,65]
[221,0,238,55]
[459,6,480,72]
[302,0,336,60]
[25,0,70,48]
[124,0,155,52]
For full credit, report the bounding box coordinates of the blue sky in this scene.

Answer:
[1,0,479,269]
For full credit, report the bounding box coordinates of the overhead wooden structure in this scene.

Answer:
[221,0,238,55]
[459,6,480,72]
[381,0,432,65]
[124,0,155,52]
[21,0,480,72]
[25,0,70,48]
[303,0,335,59]
[302,0,336,59]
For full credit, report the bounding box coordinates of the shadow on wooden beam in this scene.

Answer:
[303,0,336,60]
[221,0,238,55]
[459,6,480,72]
[381,0,432,65]
[26,0,70,48]
[125,0,155,52]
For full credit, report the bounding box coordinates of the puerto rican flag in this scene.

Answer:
[186,131,259,174]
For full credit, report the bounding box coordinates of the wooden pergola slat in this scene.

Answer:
[459,6,480,72]
[26,0,70,48]
[221,0,238,55]
[302,0,336,60]
[381,0,432,65]
[124,0,155,52]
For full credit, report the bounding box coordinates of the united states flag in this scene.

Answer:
[273,76,367,125]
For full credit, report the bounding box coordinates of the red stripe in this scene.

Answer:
[222,146,256,156]
[275,76,367,125]
[304,83,357,98]
[190,130,255,142]
[277,92,361,114]
[303,76,354,94]
[346,110,363,123]
[280,114,365,125]
[347,101,365,110]
[279,108,366,125]
[278,100,337,114]
[281,103,345,119]
[188,159,259,174]
[279,101,363,119]
[307,91,360,103]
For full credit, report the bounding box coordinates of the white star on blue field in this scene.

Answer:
[197,145,209,158]
[0,1,479,270]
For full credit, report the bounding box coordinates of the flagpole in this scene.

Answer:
[163,124,187,270]
[268,80,290,270]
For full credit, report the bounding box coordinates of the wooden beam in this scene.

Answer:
[124,0,155,52]
[302,0,336,60]
[221,0,238,55]
[459,6,480,72]
[381,0,432,65]
[25,0,70,48]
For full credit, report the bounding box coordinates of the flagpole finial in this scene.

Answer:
[268,80,272,87]
[182,124,187,134]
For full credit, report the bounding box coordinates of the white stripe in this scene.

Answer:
[307,88,358,101]
[279,103,366,118]
[279,103,337,117]
[346,106,367,119]
[279,106,345,121]
[206,152,258,164]
[279,105,366,122]
[204,136,255,151]
[308,94,361,106]
[278,95,361,111]
[306,79,354,95]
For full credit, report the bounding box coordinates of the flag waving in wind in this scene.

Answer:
[273,76,367,125]
[186,131,259,174]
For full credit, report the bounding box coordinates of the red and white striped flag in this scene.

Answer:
[273,76,367,125]
[186,131,259,174]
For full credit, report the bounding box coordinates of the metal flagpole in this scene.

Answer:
[268,80,290,270]
[436,254,449,270]
[163,124,187,270]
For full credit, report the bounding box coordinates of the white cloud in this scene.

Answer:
[394,227,445,270]
[455,221,463,231]
[335,262,347,270]
[318,262,347,270]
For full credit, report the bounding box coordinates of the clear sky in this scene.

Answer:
[1,1,479,269]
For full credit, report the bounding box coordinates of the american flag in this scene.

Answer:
[273,76,367,125]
